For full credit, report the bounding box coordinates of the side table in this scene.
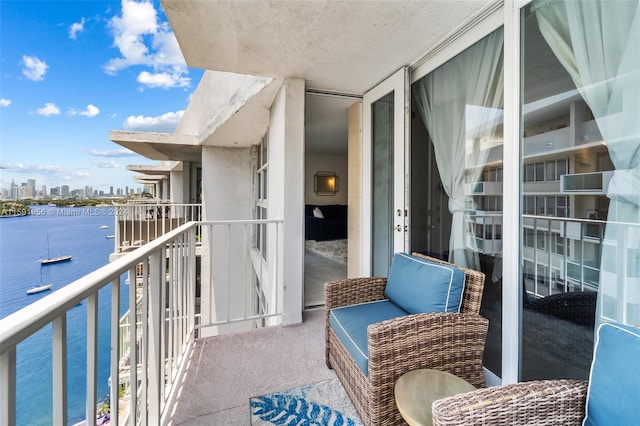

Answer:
[395,369,476,426]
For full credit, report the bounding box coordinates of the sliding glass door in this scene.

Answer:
[411,27,504,376]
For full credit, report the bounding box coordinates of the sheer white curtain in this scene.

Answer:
[536,0,640,324]
[412,28,503,268]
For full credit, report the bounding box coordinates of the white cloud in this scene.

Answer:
[0,98,11,107]
[22,55,49,81]
[80,104,100,117]
[105,0,189,89]
[88,148,137,158]
[137,71,190,89]
[123,110,184,132]
[69,17,86,40]
[0,163,91,181]
[36,103,61,116]
[93,159,120,168]
[2,163,62,174]
[70,104,100,117]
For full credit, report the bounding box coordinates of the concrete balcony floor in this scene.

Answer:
[170,308,337,425]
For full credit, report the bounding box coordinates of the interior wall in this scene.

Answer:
[347,101,362,278]
[305,153,348,205]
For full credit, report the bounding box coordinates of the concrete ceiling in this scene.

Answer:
[161,0,492,95]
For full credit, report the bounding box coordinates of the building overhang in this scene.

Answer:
[109,131,201,163]
[133,174,168,185]
[179,71,283,148]
[161,0,493,94]
[126,164,176,176]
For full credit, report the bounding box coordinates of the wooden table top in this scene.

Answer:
[395,369,476,426]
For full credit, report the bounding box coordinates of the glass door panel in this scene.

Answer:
[363,68,408,276]
[371,92,395,276]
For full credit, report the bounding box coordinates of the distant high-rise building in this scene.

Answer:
[109,186,114,196]
[21,180,35,198]
[51,187,60,196]
[61,185,70,197]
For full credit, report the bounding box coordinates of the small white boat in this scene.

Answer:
[41,255,73,264]
[27,283,53,295]
[100,225,108,229]
[106,235,115,239]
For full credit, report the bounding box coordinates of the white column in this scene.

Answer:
[269,78,305,326]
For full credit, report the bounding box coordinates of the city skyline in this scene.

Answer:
[0,1,204,192]
[1,176,146,200]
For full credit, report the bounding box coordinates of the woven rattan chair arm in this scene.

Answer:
[324,277,388,310]
[367,313,489,388]
[432,379,588,426]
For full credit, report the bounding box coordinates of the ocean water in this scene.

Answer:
[0,207,130,425]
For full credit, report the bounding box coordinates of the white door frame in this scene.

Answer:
[361,67,409,276]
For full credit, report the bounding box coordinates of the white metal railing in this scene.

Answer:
[0,218,283,425]
[114,203,201,253]
[197,220,284,335]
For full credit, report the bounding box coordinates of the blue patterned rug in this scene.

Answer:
[250,378,362,425]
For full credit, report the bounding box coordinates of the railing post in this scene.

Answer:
[148,250,163,423]
[86,293,98,426]
[53,313,68,426]
[0,347,16,426]
[189,226,196,334]
[140,260,149,426]
[128,266,138,425]
[110,278,121,425]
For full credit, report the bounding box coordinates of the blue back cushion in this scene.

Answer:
[583,322,640,426]
[330,300,408,376]
[384,253,465,314]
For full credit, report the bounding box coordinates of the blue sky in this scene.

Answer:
[0,0,204,194]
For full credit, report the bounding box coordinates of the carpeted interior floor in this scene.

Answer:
[305,239,347,264]
[250,378,362,426]
[304,239,347,308]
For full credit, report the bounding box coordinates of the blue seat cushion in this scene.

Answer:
[583,322,640,426]
[330,300,408,376]
[384,253,465,314]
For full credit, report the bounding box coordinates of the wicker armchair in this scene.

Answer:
[325,253,488,426]
[432,379,588,426]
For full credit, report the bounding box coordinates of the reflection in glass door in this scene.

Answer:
[520,0,640,380]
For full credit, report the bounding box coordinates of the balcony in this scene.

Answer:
[0,219,310,425]
[113,201,202,255]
